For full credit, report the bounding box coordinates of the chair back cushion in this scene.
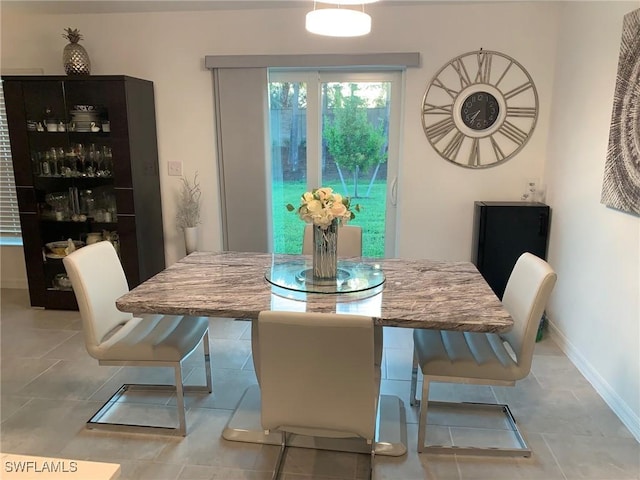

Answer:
[501,252,557,374]
[256,311,380,440]
[63,241,133,358]
[302,224,362,257]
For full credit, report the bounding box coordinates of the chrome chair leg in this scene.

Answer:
[86,379,208,436]
[87,382,202,436]
[203,330,213,393]
[174,364,187,436]
[87,331,212,437]
[272,431,287,480]
[415,375,530,456]
[417,376,430,453]
[369,440,375,480]
[410,346,420,407]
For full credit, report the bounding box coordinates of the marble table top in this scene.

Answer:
[116,251,513,333]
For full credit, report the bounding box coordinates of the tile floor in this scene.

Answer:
[1,288,638,480]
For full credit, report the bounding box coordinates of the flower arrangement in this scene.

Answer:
[287,187,359,229]
[176,173,201,229]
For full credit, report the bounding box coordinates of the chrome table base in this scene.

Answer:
[223,385,408,457]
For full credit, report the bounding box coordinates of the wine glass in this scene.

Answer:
[75,143,85,175]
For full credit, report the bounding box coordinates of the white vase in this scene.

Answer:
[184,226,198,255]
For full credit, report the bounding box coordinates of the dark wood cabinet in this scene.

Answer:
[472,201,550,300]
[3,75,165,310]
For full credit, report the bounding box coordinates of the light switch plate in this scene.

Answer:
[168,161,182,176]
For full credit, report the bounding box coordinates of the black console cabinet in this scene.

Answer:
[472,201,550,299]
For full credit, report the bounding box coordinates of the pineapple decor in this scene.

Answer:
[62,28,91,75]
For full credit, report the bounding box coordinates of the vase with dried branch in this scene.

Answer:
[176,173,201,254]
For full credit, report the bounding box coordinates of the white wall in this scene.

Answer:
[0,245,27,288]
[398,4,560,260]
[1,1,638,438]
[1,2,558,264]
[545,1,639,439]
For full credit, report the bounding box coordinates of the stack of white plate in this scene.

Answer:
[70,105,100,132]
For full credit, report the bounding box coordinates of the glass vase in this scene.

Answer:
[312,219,338,280]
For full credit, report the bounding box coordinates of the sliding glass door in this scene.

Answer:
[269,70,401,258]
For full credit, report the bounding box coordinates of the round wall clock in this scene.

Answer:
[421,50,539,168]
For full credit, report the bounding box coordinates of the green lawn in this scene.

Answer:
[272,180,387,258]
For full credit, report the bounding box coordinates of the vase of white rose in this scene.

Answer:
[287,187,359,281]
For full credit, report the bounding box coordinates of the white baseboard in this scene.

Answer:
[547,320,640,442]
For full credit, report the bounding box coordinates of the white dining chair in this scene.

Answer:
[253,311,382,480]
[63,241,212,436]
[410,252,557,455]
[302,223,362,257]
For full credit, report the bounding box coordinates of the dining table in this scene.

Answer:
[116,251,513,456]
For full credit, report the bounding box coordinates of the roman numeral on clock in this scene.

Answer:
[450,59,472,89]
[497,121,528,145]
[506,106,537,118]
[490,137,506,161]
[475,52,493,84]
[424,117,456,143]
[431,78,459,99]
[504,81,533,100]
[468,138,481,166]
[442,131,464,160]
[422,103,453,115]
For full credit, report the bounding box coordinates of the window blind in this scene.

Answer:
[213,67,270,252]
[0,80,21,237]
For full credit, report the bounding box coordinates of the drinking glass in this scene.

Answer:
[75,144,85,174]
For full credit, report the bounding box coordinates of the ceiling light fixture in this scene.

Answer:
[305,1,375,37]
[316,0,379,4]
